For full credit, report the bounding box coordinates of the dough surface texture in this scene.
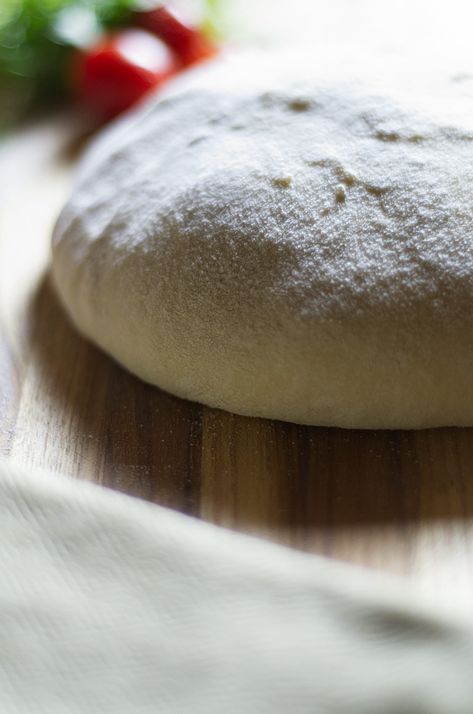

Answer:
[52,50,473,428]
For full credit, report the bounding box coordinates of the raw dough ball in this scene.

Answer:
[52,50,473,428]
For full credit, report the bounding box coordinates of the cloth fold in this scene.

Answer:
[0,458,472,713]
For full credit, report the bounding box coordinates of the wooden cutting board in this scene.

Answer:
[2,117,473,612]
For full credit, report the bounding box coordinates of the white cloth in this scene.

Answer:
[1,458,473,713]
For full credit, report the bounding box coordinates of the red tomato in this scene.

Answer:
[74,29,178,120]
[136,4,218,67]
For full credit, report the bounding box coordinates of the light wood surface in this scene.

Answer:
[2,117,473,613]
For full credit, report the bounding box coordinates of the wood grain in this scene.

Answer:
[2,118,473,613]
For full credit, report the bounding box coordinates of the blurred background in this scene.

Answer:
[2,0,473,132]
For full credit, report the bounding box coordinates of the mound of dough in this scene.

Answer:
[52,50,473,428]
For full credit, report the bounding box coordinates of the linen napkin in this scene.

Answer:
[1,457,472,713]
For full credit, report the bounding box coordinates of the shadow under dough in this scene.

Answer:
[28,274,203,512]
[26,275,473,535]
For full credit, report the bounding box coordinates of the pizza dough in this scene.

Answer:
[52,49,473,428]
